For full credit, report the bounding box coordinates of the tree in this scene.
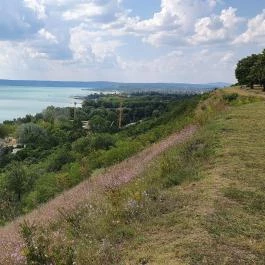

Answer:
[42,106,56,124]
[235,54,259,88]
[249,50,265,90]
[17,123,47,146]
[90,115,111,133]
[5,162,29,201]
[47,146,74,172]
[235,49,265,89]
[0,124,8,138]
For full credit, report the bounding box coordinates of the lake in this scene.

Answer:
[0,86,98,123]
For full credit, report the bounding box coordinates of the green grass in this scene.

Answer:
[20,89,265,264]
[184,99,265,264]
[120,92,265,264]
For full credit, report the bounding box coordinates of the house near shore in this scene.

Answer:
[69,120,91,130]
[0,137,25,155]
[5,137,17,146]
[82,121,91,130]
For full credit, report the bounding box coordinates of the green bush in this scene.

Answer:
[20,221,75,265]
[47,147,74,172]
[0,124,9,138]
[4,161,31,202]
[223,93,239,102]
[17,123,48,146]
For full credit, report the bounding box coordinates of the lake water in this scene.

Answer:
[0,86,97,123]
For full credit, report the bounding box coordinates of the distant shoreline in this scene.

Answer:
[0,86,90,124]
[0,81,228,123]
[0,79,230,90]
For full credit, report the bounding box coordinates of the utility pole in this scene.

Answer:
[74,102,77,121]
[118,100,123,129]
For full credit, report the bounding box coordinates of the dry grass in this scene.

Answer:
[223,86,265,99]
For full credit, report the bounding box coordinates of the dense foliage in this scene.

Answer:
[0,92,201,224]
[235,49,265,89]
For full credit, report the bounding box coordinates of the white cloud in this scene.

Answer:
[62,0,123,23]
[24,0,47,19]
[63,3,105,20]
[190,7,242,44]
[121,0,219,47]
[69,24,123,65]
[220,51,234,64]
[116,48,236,83]
[0,0,261,83]
[130,0,217,32]
[143,31,186,47]
[38,28,58,43]
[0,0,44,40]
[0,41,48,79]
[233,10,265,45]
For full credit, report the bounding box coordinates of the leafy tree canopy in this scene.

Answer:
[235,49,265,89]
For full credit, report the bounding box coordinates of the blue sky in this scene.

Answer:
[0,0,264,83]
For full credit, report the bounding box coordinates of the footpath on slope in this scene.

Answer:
[0,124,197,264]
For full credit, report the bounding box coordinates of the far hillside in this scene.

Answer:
[0,79,230,93]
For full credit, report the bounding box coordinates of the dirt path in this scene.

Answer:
[0,125,197,264]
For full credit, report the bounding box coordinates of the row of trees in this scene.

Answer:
[235,49,265,90]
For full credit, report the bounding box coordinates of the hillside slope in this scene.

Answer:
[2,88,265,265]
[0,125,197,264]
[121,95,265,264]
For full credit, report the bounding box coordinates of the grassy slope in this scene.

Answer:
[120,90,265,264]
[18,88,265,265]
[224,86,265,99]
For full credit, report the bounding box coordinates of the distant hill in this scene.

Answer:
[0,79,116,89]
[115,82,230,92]
[0,79,230,92]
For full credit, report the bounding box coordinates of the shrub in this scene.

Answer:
[4,161,31,202]
[20,221,75,265]
[0,124,9,138]
[47,147,74,172]
[17,123,48,146]
[223,93,239,102]
[72,136,92,154]
[90,134,116,150]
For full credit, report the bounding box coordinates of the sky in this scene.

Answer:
[0,0,264,83]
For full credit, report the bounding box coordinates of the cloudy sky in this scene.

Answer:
[0,0,264,83]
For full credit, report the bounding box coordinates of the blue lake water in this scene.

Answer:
[0,86,97,123]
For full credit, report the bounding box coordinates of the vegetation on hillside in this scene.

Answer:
[18,88,265,265]
[14,88,265,265]
[0,92,201,225]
